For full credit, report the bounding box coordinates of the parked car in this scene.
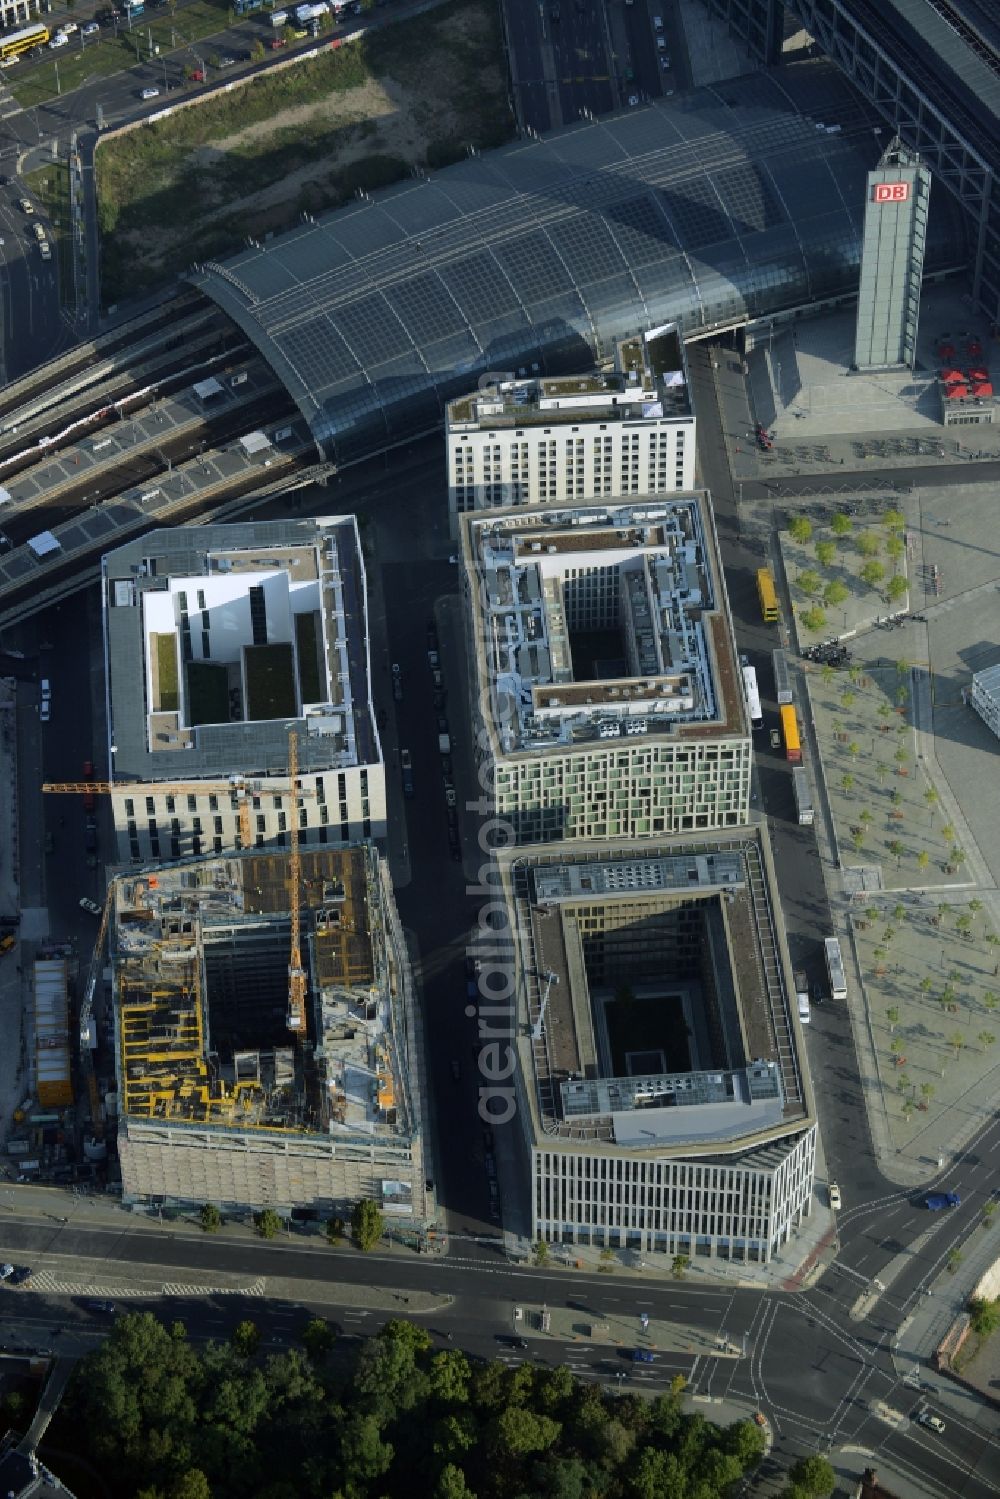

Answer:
[269,35,286,47]
[79,897,101,915]
[48,32,69,47]
[917,1411,945,1434]
[218,54,235,65]
[18,198,33,215]
[769,728,781,749]
[829,1183,842,1211]
[32,223,46,243]
[82,21,101,34]
[632,1349,655,1363]
[40,700,50,722]
[139,86,160,99]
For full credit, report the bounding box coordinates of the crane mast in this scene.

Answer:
[286,729,307,1036]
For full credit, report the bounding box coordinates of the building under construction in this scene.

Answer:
[112,844,427,1219]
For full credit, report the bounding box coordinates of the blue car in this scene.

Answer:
[924,1192,960,1210]
[632,1349,655,1363]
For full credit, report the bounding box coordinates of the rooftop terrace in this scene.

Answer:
[447,326,691,429]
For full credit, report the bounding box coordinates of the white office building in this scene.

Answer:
[101,518,385,863]
[970,663,1000,742]
[490,835,817,1265]
[460,494,751,844]
[446,325,696,524]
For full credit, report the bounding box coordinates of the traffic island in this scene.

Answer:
[509,1301,744,1360]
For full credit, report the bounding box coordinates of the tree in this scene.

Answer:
[917,850,930,873]
[883,507,906,533]
[852,829,864,854]
[920,1082,935,1109]
[860,559,886,589]
[199,1203,221,1234]
[948,1249,963,1274]
[250,37,265,59]
[857,530,880,558]
[326,1216,345,1245]
[886,1007,900,1032]
[919,976,933,997]
[789,516,812,544]
[890,1037,903,1059]
[893,903,906,924]
[231,1320,261,1358]
[824,579,848,608]
[168,1474,211,1499]
[801,606,827,633]
[947,1031,964,1059]
[815,540,836,568]
[956,913,973,938]
[831,511,853,537]
[970,897,984,919]
[886,533,905,563]
[888,839,904,867]
[924,786,939,819]
[887,574,909,605]
[840,772,854,793]
[978,1031,996,1053]
[860,809,873,828]
[533,1238,549,1266]
[941,825,955,846]
[301,1318,335,1359]
[786,1453,836,1497]
[840,688,856,710]
[895,683,909,707]
[797,569,821,598]
[848,740,860,761]
[494,1406,562,1457]
[982,1201,998,1228]
[671,1254,690,1279]
[894,746,908,766]
[983,992,999,1015]
[352,1198,384,1252]
[255,1208,282,1240]
[820,663,835,685]
[866,906,880,924]
[951,846,967,870]
[969,1298,1000,1336]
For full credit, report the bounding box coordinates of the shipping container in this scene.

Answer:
[792,766,813,824]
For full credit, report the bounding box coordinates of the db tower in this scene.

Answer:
[854,140,931,372]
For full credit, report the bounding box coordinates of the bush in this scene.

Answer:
[199,1203,221,1233]
[255,1208,283,1239]
[352,1198,384,1252]
[969,1297,1000,1336]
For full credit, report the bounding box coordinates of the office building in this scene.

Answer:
[970,662,1000,741]
[490,834,817,1263]
[102,518,384,863]
[460,494,751,843]
[446,327,696,522]
[113,844,428,1219]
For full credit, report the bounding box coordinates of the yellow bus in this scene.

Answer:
[757,567,779,623]
[0,22,50,58]
[780,704,801,763]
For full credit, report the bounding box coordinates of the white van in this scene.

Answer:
[797,992,811,1025]
[652,13,663,29]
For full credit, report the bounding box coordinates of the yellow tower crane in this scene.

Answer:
[286,728,307,1038]
[43,776,315,850]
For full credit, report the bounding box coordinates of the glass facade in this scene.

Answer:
[194,62,963,468]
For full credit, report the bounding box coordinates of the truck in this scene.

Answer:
[792,766,813,825]
[772,648,792,705]
[794,970,810,1025]
[438,733,451,756]
[923,1192,960,1210]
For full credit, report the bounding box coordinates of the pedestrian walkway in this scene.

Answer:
[513,1299,743,1360]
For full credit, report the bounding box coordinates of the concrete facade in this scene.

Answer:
[447,328,696,526]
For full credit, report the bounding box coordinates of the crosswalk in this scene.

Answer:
[26,1271,267,1298]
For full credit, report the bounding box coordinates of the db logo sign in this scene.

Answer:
[873,182,909,204]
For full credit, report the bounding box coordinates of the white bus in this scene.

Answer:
[824,937,847,1000]
[741,665,763,730]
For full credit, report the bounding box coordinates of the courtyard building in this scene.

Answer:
[491,833,816,1263]
[112,844,428,1221]
[101,517,385,863]
[460,494,751,843]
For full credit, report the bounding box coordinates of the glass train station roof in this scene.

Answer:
[192,60,964,468]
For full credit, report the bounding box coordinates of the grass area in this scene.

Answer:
[153,631,180,712]
[24,162,75,307]
[8,0,235,109]
[244,642,296,720]
[95,0,513,303]
[294,610,322,705]
[185,659,230,725]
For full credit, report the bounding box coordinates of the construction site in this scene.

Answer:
[109,843,427,1218]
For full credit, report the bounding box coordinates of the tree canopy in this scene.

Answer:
[52,1312,767,1499]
